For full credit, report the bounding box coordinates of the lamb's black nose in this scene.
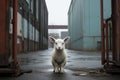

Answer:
[57,47,62,50]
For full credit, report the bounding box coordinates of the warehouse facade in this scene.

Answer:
[0,0,48,67]
[9,0,48,53]
[68,0,111,50]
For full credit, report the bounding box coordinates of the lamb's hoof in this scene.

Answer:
[60,70,64,74]
[53,70,59,73]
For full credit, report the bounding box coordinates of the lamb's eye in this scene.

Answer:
[62,43,64,45]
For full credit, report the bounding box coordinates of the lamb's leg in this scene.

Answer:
[60,61,66,73]
[52,61,59,73]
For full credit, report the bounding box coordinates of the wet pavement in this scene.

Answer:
[0,48,120,80]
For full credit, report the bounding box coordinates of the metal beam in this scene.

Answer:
[13,0,18,65]
[48,25,68,29]
[100,0,105,65]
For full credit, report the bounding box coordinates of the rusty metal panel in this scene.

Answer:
[101,0,120,67]
[103,0,120,73]
[100,0,105,65]
[118,0,120,65]
[118,0,120,64]
[115,0,120,65]
[0,0,10,66]
[111,0,120,65]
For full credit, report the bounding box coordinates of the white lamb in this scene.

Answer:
[49,36,70,73]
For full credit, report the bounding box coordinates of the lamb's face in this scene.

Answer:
[54,39,65,50]
[49,36,70,51]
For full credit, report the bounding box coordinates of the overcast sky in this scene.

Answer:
[45,0,71,25]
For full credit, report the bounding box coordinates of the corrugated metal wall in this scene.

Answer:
[68,0,84,50]
[39,0,48,49]
[68,0,111,50]
[0,0,10,66]
[83,0,101,50]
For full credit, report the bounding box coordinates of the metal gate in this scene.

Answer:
[101,0,120,73]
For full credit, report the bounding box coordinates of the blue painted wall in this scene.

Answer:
[68,0,111,50]
[23,18,28,38]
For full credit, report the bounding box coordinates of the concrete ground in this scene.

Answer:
[0,48,120,80]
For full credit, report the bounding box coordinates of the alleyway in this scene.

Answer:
[0,49,120,80]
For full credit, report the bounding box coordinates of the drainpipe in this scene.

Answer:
[12,0,18,66]
[100,0,105,65]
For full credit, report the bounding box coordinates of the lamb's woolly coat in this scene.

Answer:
[49,36,70,73]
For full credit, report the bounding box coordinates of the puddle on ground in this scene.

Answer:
[72,71,110,77]
[70,68,110,77]
[18,57,49,65]
[42,69,73,73]
[72,57,100,61]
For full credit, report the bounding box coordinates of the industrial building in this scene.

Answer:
[9,0,48,53]
[68,0,120,73]
[48,25,68,48]
[48,25,68,39]
[68,0,111,50]
[0,0,48,75]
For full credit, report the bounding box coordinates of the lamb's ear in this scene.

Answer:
[49,36,56,43]
[63,36,70,43]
